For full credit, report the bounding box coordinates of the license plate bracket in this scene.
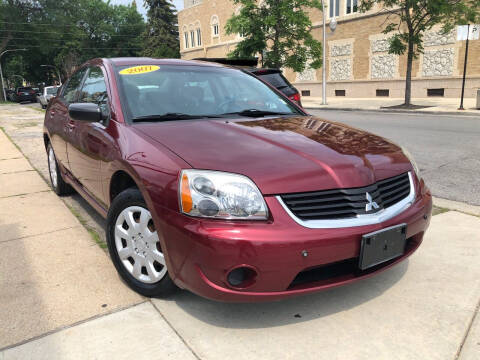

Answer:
[359,224,407,270]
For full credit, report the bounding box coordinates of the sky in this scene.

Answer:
[109,0,184,17]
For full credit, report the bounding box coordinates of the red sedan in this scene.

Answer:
[43,58,432,302]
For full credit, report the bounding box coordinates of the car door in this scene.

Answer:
[66,66,111,206]
[48,68,87,171]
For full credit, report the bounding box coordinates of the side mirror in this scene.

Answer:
[68,103,102,122]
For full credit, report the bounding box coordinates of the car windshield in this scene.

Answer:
[116,64,300,121]
[18,87,32,91]
[46,87,58,95]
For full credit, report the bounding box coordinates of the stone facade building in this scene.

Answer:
[178,0,480,98]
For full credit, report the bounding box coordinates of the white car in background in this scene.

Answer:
[37,86,59,109]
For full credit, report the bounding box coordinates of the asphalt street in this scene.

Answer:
[309,109,480,206]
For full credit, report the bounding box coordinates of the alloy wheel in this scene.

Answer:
[114,206,167,284]
[48,146,58,189]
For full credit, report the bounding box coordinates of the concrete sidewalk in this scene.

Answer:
[0,113,479,359]
[302,97,480,115]
[0,129,144,349]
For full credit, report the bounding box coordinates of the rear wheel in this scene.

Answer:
[106,188,177,297]
[47,143,73,195]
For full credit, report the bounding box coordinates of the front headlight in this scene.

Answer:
[179,170,268,220]
[401,146,420,177]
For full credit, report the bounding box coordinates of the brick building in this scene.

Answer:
[178,0,480,98]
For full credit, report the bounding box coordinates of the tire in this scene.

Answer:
[42,104,47,109]
[106,188,177,298]
[47,143,74,195]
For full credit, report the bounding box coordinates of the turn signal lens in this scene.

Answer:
[181,173,193,213]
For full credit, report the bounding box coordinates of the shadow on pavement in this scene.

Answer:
[163,260,408,329]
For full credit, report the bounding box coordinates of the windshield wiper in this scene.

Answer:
[219,109,293,118]
[132,113,222,122]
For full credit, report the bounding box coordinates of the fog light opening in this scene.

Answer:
[226,266,257,289]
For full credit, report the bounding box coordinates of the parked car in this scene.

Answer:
[38,86,59,109]
[14,87,37,103]
[4,89,14,101]
[247,68,302,107]
[43,58,432,302]
[6,89,17,101]
[194,58,303,107]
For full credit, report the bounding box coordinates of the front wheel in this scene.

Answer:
[106,188,177,297]
[47,143,73,195]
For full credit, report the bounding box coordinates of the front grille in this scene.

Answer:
[280,172,411,221]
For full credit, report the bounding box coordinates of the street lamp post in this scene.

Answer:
[40,65,62,85]
[0,49,27,101]
[320,1,336,105]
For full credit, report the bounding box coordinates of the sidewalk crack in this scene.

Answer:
[0,226,81,244]
[454,297,480,360]
[150,300,202,360]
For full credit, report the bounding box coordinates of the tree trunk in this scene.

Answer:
[404,37,414,107]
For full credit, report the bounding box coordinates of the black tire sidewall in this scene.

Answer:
[106,188,176,298]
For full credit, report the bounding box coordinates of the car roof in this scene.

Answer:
[103,57,226,68]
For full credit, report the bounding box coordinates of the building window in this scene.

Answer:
[329,0,339,17]
[196,28,202,46]
[211,15,220,37]
[190,31,195,48]
[346,0,358,14]
[184,32,189,49]
[376,89,390,97]
[427,88,445,97]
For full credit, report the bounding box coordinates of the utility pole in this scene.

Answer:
[321,0,327,105]
[459,24,470,111]
[320,1,336,105]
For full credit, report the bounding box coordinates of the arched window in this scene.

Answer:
[183,26,189,49]
[211,15,219,37]
[195,21,202,46]
[189,25,195,48]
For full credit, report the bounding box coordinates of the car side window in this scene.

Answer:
[63,68,87,103]
[79,67,110,120]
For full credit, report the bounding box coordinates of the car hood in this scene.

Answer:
[135,116,412,195]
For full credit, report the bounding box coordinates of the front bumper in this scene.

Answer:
[153,178,432,302]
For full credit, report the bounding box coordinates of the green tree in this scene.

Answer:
[143,0,179,58]
[225,0,323,72]
[0,0,145,90]
[360,0,480,107]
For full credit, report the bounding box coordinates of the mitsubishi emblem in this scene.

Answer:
[365,192,380,212]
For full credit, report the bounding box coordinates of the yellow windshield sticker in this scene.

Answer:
[119,65,160,75]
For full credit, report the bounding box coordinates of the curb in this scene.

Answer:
[304,106,480,117]
[433,197,480,217]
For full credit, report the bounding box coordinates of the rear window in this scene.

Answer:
[255,72,291,89]
[18,87,33,91]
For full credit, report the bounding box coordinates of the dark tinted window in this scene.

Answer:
[18,87,33,91]
[79,67,109,119]
[63,68,87,103]
[256,72,290,89]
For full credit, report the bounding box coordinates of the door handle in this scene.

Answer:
[66,120,76,131]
